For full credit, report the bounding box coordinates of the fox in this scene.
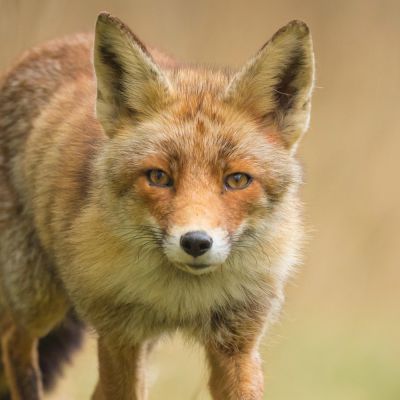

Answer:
[0,11,314,400]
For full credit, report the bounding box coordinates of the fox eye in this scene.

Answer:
[225,173,252,190]
[147,169,173,187]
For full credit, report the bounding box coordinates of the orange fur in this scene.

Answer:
[0,13,314,399]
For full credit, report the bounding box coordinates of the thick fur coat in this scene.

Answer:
[0,13,314,400]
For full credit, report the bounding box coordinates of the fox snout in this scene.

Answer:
[163,225,231,274]
[180,231,213,257]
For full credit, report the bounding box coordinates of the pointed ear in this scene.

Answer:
[224,20,315,151]
[94,13,172,136]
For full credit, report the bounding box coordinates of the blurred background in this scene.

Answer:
[1,0,399,399]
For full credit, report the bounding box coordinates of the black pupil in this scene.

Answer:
[233,174,244,183]
[155,170,164,181]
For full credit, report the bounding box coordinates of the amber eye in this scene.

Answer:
[146,169,173,187]
[225,173,252,190]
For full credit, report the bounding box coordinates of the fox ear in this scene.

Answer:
[94,13,172,136]
[224,20,315,151]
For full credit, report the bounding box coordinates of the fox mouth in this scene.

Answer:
[175,262,218,275]
[186,263,210,270]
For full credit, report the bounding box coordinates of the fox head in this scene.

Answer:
[93,13,314,275]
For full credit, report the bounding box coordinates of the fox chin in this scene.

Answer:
[0,11,314,400]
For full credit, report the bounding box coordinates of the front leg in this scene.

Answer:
[204,299,272,400]
[92,337,151,400]
[206,343,264,400]
[1,325,42,400]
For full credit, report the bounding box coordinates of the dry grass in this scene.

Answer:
[46,313,400,399]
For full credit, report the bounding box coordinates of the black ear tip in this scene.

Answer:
[96,12,115,31]
[96,12,125,30]
[97,12,112,23]
[287,20,310,34]
[272,20,311,42]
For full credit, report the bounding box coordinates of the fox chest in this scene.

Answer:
[88,286,273,346]
[76,263,274,344]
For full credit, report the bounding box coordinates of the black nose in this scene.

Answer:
[180,231,213,257]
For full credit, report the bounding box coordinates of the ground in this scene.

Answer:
[46,310,400,400]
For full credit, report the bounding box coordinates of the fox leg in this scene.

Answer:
[206,343,264,400]
[92,337,151,400]
[204,302,271,400]
[0,348,11,400]
[1,325,42,400]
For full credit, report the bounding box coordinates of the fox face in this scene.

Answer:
[93,14,314,276]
